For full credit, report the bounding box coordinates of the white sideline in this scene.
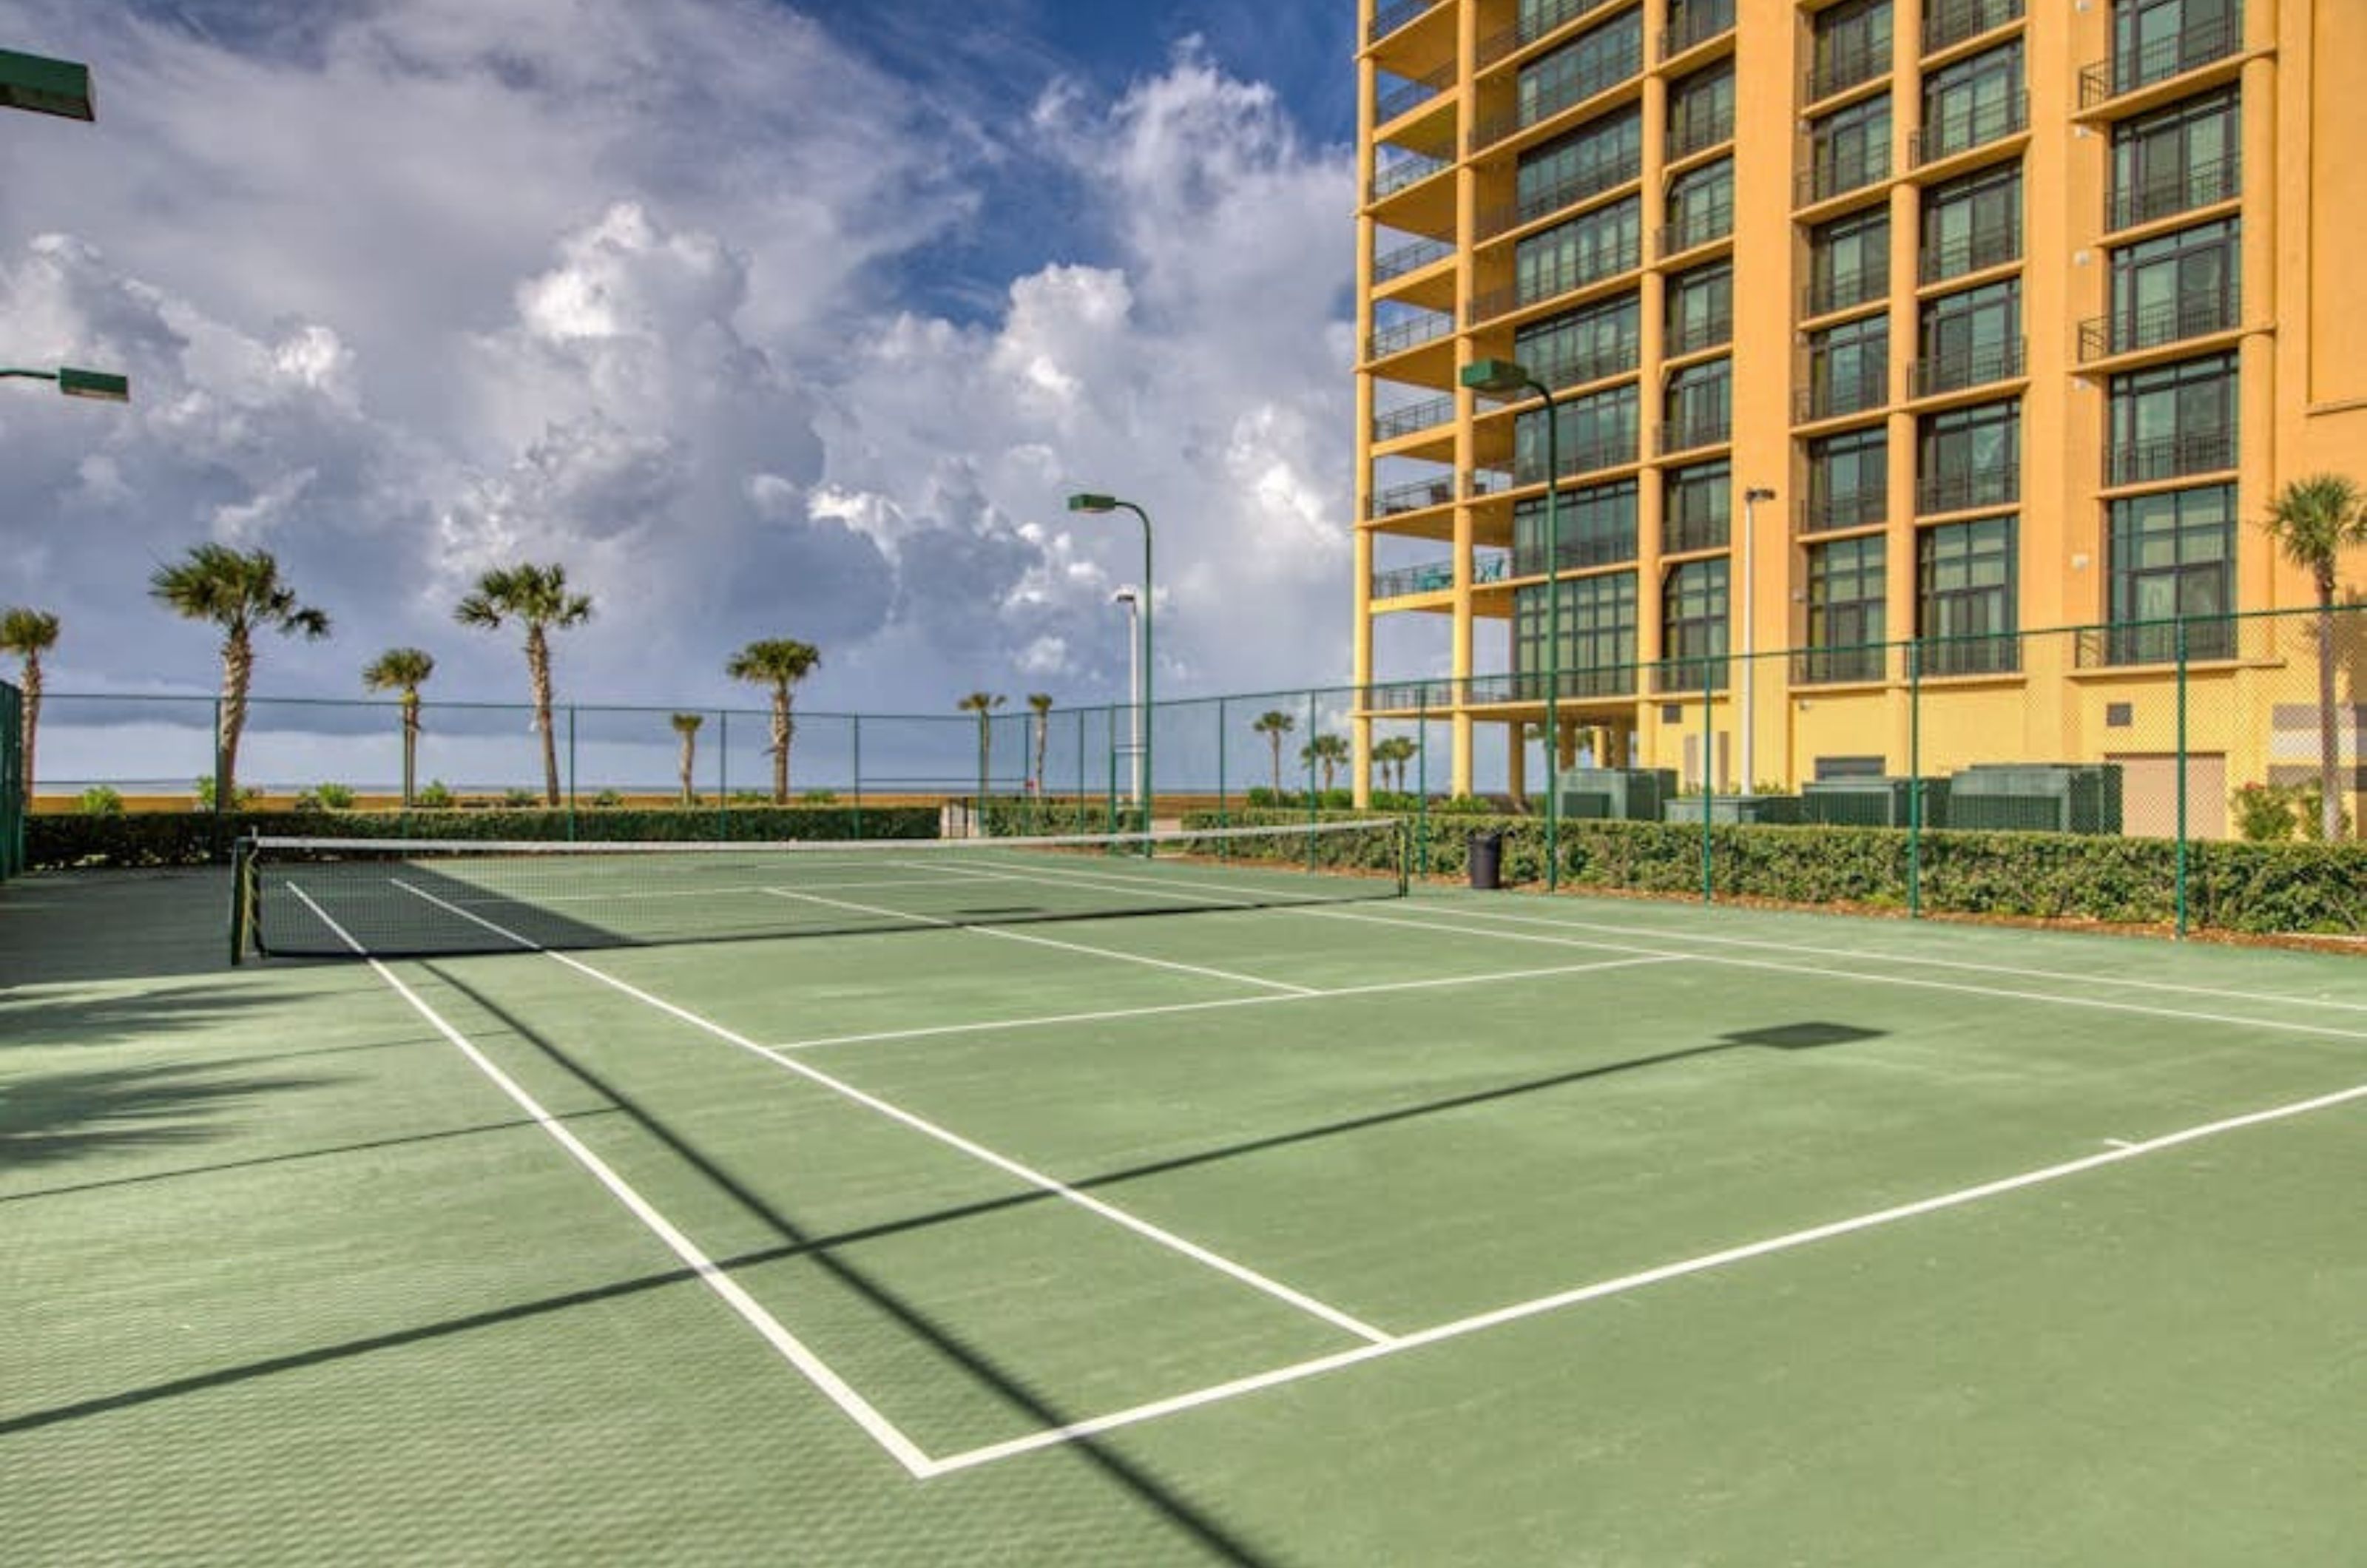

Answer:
[390,878,1393,1347]
[280,884,936,1479]
[928,1070,2367,1474]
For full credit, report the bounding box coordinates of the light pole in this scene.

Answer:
[1068,493,1152,831]
[1111,586,1143,807]
[1462,358,1564,890]
[1740,485,1776,794]
[0,366,128,402]
[0,48,96,120]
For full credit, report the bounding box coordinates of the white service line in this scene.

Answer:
[282,883,936,1479]
[391,878,1392,1347]
[929,1070,2367,1474]
[1306,907,2367,1044]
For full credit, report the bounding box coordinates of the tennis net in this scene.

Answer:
[233,819,1410,960]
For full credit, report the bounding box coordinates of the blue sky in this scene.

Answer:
[1,0,1439,794]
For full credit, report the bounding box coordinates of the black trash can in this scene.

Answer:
[1467,829,1504,891]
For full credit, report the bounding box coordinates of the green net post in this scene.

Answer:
[1106,703,1119,839]
[565,706,578,841]
[1417,686,1431,879]
[1305,689,1319,870]
[851,714,863,840]
[1908,637,1923,919]
[1217,696,1229,833]
[1698,666,1713,903]
[1,680,21,880]
[2175,618,2189,939]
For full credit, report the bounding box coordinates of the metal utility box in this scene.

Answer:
[1661,794,1803,825]
[1799,777,1950,828]
[1945,764,2124,834]
[1554,767,1677,822]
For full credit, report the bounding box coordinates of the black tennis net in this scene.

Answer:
[233,820,1410,960]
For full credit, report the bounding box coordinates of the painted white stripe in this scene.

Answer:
[281,884,935,1479]
[930,1072,2367,1473]
[390,879,1393,1346]
[755,883,956,928]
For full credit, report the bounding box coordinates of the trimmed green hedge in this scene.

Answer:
[1185,810,2367,937]
[27,804,939,870]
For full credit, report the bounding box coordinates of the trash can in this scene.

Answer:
[1467,829,1504,891]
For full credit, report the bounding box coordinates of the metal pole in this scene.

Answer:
[1699,669,1714,903]
[1418,687,1431,878]
[2175,618,2189,939]
[1127,596,1143,809]
[852,714,863,840]
[565,706,577,841]
[717,711,729,837]
[1537,378,1562,893]
[1908,637,1922,919]
[1740,487,1776,793]
[1217,697,1229,831]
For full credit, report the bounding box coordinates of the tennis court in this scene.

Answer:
[6,833,2364,1564]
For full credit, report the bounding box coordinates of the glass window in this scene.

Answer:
[2107,217,2238,352]
[1664,358,1732,451]
[1514,479,1639,574]
[1514,572,1638,698]
[1813,0,1893,98]
[1664,158,1734,251]
[1917,516,2019,673]
[2112,0,2243,97]
[1516,382,1640,481]
[1808,314,1890,419]
[1661,559,1730,691]
[1515,196,1642,306]
[1916,278,2022,393]
[1805,535,1888,681]
[1516,109,1644,223]
[2110,88,2239,229]
[1667,62,1735,158]
[1809,92,1891,198]
[2107,353,2236,484]
[1665,263,1733,356]
[1517,10,1645,129]
[1920,40,2025,160]
[2106,483,2235,660]
[1920,163,2021,283]
[1515,294,1641,391]
[1806,425,1888,531]
[1917,399,2019,513]
[1664,461,1732,552]
[1809,208,1891,315]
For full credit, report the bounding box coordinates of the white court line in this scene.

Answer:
[905,854,1348,913]
[769,955,1689,1053]
[391,879,1393,1347]
[1397,900,2367,1016]
[1305,907,2367,1045]
[280,884,936,1479]
[929,1071,2367,1474]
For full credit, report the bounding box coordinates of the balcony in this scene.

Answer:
[1476,149,1641,241]
[1911,90,2027,166]
[1919,223,2020,284]
[2076,617,2238,668]
[1797,143,1892,207]
[1476,0,1626,70]
[1366,677,1461,713]
[1368,310,1454,359]
[1371,475,1459,518]
[1807,39,1890,104]
[1529,336,1641,391]
[1794,361,1890,422]
[1470,43,1644,152]
[1665,308,1733,359]
[1798,489,1887,535]
[1651,656,1729,694]
[1513,530,1637,576]
[1657,410,1732,455]
[1805,263,1891,317]
[2104,428,2238,487]
[1370,0,1449,46]
[1466,237,1643,323]
[1371,152,1449,201]
[1916,466,2018,515]
[2107,153,2240,232]
[1923,0,2024,56]
[1657,200,1733,257]
[2080,14,2244,109]
[1374,235,1453,283]
[1479,667,1639,703]
[1908,338,2025,399]
[1664,504,1729,555]
[1373,395,1456,443]
[1373,550,1512,601]
[1792,644,1891,685]
[2076,290,2241,363]
[1660,0,1736,61]
[1376,64,1454,125]
[1667,102,1735,162]
[1915,635,2022,677]
[1512,433,1639,485]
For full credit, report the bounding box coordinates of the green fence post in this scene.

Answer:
[1306,689,1319,869]
[1698,667,1713,903]
[565,706,577,842]
[1107,703,1119,837]
[212,696,228,859]
[852,714,864,840]
[1417,687,1431,879]
[715,711,729,837]
[2175,618,2189,939]
[1217,696,1229,832]
[1908,638,1923,920]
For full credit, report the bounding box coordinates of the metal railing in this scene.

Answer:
[1916,465,2019,515]
[1476,0,1627,69]
[1374,235,1453,283]
[1911,89,2027,166]
[1370,0,1450,46]
[1656,410,1731,455]
[1373,395,1456,442]
[2079,14,2244,108]
[1650,655,1729,694]
[2104,428,2238,487]
[1368,311,1455,359]
[1667,101,1735,161]
[1476,148,1642,241]
[1371,152,1449,201]
[1804,263,1891,317]
[1909,337,2025,399]
[1665,307,1732,359]
[2077,289,2241,363]
[1372,550,1513,601]
[1797,142,1892,206]
[2107,152,2240,232]
[1527,337,1641,391]
[1657,200,1733,257]
[1799,489,1887,535]
[1916,634,2022,677]
[1512,433,1638,484]
[1466,236,1642,323]
[1371,476,1459,518]
[1663,504,1729,555]
[1469,43,1644,152]
[2075,617,2238,667]
[1794,360,1890,422]
[1792,644,1892,685]
[1377,64,1455,125]
[1922,0,2023,56]
[1808,38,1891,103]
[1660,0,1736,61]
[1513,530,1638,576]
[1919,222,2020,284]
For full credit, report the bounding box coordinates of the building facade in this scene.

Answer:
[1352,0,2367,831]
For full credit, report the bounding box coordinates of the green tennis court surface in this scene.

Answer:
[7,866,2363,1564]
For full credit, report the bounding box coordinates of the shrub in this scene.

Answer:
[502,788,538,807]
[801,789,838,804]
[592,788,626,808]
[416,780,456,809]
[192,777,262,810]
[293,783,355,811]
[76,785,124,816]
[2232,783,2297,842]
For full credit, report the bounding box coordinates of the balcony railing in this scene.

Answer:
[1660,0,1737,61]
[1658,410,1732,455]
[2080,13,2244,108]
[1366,678,1460,713]
[1372,550,1512,601]
[1368,311,1455,359]
[1794,360,1891,422]
[2107,152,2240,232]
[1651,655,1729,694]
[2077,288,2241,362]
[1470,467,1516,498]
[1916,466,2019,515]
[1475,0,1624,70]
[1923,0,2024,56]
[1804,263,1891,317]
[1371,152,1449,201]
[1911,90,2027,166]
[1909,337,2025,399]
[1792,644,1891,685]
[1664,505,1729,554]
[1476,149,1642,241]
[1479,667,1639,703]
[1511,433,1638,485]
[2076,617,2238,668]
[1797,143,1893,206]
[1370,0,1449,46]
[1916,634,2022,677]
[1529,337,1641,391]
[1466,237,1643,323]
[1657,200,1734,257]
[1808,38,1891,103]
[1373,395,1456,443]
[1374,235,1453,283]
[1919,222,2021,283]
[1470,43,1644,152]
[1513,530,1638,576]
[2104,428,2238,487]
[1371,476,1459,518]
[1377,64,1454,125]
[1799,489,1887,534]
[1667,102,1736,161]
[1665,308,1733,359]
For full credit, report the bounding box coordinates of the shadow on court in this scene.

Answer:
[0,1061,344,1175]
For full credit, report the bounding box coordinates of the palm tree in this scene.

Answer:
[1027,692,1055,797]
[957,692,1006,800]
[725,638,821,803]
[670,712,704,805]
[2261,473,2367,839]
[1374,734,1419,794]
[1300,732,1350,794]
[361,647,436,807]
[1,607,60,804]
[454,564,592,807]
[1252,709,1296,795]
[149,546,331,803]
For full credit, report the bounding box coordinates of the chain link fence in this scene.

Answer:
[1,679,22,880]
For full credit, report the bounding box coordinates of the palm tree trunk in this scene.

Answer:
[217,630,254,805]
[1033,716,1048,797]
[399,695,419,808]
[1268,735,1282,795]
[680,733,696,806]
[19,653,40,804]
[770,686,789,803]
[527,627,560,806]
[2318,591,2342,839]
[978,718,992,801]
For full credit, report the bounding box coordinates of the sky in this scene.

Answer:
[0,0,1445,771]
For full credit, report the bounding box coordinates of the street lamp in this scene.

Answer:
[1,366,129,402]
[0,48,95,121]
[1461,356,1564,891]
[1740,486,1777,793]
[1111,587,1143,807]
[1068,492,1153,831]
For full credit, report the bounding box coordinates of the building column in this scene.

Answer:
[2237,44,2279,609]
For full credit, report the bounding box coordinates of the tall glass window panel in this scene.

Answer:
[1918,399,2020,513]
[1661,559,1731,692]
[1664,461,1732,553]
[2112,0,2243,98]
[1515,382,1640,481]
[1667,62,1736,160]
[1664,358,1732,451]
[1664,158,1735,252]
[1917,516,2019,673]
[1513,479,1639,575]
[1806,425,1888,532]
[1917,278,2022,393]
[1517,109,1644,225]
[2108,218,2238,352]
[1805,535,1889,682]
[1813,0,1893,99]
[1515,196,1643,306]
[1516,294,1641,391]
[2107,353,2237,484]
[1514,572,1638,697]
[1809,208,1891,314]
[1920,41,2025,161]
[1666,263,1734,356]
[1920,163,2022,283]
[1809,314,1890,419]
[1809,93,1891,198]
[2110,88,2238,230]
[2107,483,2236,661]
[1517,10,1645,129]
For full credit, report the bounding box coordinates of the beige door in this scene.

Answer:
[2110,752,2227,839]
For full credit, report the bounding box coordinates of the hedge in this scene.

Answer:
[1184,810,2367,937]
[26,803,940,871]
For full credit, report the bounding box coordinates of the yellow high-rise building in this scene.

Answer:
[1352,0,2367,834]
